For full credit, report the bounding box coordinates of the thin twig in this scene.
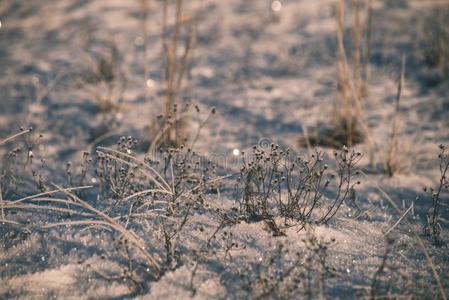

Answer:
[382,203,412,237]
[0,128,33,146]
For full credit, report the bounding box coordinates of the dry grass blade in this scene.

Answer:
[43,219,112,229]
[362,0,373,93]
[1,185,4,222]
[135,200,173,210]
[96,149,169,192]
[151,0,197,148]
[10,186,93,204]
[122,189,173,202]
[176,174,234,201]
[3,203,94,217]
[0,219,21,226]
[97,146,172,192]
[325,0,378,155]
[0,128,33,146]
[140,0,150,102]
[384,53,406,177]
[189,108,215,151]
[334,0,364,146]
[114,212,177,222]
[382,203,412,237]
[44,183,161,275]
[22,197,90,209]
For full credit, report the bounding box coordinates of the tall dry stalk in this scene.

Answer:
[362,0,373,95]
[351,0,363,101]
[335,0,350,117]
[384,54,405,177]
[334,0,375,151]
[155,0,196,148]
[335,0,360,146]
[140,0,150,102]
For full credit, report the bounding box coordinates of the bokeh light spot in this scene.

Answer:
[271,1,282,12]
[146,78,156,88]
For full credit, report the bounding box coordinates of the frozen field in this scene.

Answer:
[1,0,449,299]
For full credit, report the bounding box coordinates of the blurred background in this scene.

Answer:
[0,0,448,170]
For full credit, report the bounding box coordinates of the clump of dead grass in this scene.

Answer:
[302,0,373,148]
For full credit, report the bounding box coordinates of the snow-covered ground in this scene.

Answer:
[1,0,448,298]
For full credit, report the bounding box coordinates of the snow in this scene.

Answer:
[1,0,449,298]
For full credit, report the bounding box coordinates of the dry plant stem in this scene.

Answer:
[175,22,194,96]
[382,203,413,237]
[161,202,192,269]
[13,197,89,209]
[370,239,392,300]
[0,128,33,146]
[1,187,97,230]
[156,0,195,147]
[43,207,160,276]
[164,0,183,116]
[0,219,21,226]
[0,185,4,222]
[336,0,362,145]
[166,0,183,109]
[362,0,373,92]
[97,143,231,226]
[140,0,150,98]
[49,183,161,275]
[9,186,93,204]
[149,121,173,154]
[177,174,233,200]
[98,144,232,198]
[430,148,449,232]
[336,0,352,132]
[319,152,359,223]
[351,0,362,100]
[189,109,214,150]
[4,204,93,217]
[189,259,200,296]
[97,147,172,191]
[161,0,169,105]
[385,54,405,177]
[361,171,447,300]
[86,130,123,150]
[206,213,234,247]
[335,0,377,155]
[148,105,190,154]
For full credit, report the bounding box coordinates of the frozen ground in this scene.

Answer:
[1,0,449,299]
